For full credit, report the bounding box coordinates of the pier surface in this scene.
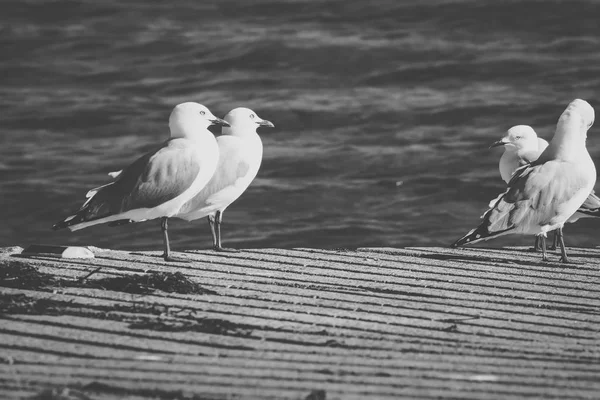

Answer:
[0,245,599,400]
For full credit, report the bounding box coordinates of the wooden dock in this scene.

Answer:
[1,245,599,400]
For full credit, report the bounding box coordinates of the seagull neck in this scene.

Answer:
[503,146,518,155]
[170,127,214,141]
[542,131,587,162]
[515,145,541,159]
[223,126,259,140]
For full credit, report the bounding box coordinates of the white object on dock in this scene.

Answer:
[21,245,95,259]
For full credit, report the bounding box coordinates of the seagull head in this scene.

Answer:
[169,102,230,139]
[489,125,539,152]
[222,107,275,137]
[553,99,595,144]
[567,99,594,132]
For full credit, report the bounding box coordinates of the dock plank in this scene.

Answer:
[1,246,599,399]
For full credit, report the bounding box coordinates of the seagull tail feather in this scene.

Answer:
[576,207,600,218]
[52,184,115,231]
[451,209,515,248]
[107,219,134,227]
[107,170,123,179]
[576,192,600,217]
[52,210,88,231]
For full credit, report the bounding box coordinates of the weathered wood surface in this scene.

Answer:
[1,245,599,400]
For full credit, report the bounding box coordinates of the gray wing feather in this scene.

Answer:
[82,139,201,220]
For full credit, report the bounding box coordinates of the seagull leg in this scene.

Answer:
[549,230,559,251]
[161,217,188,262]
[207,215,217,248]
[539,235,548,262]
[161,217,171,260]
[532,236,541,252]
[557,227,570,263]
[213,210,239,253]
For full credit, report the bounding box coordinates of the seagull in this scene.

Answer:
[52,102,229,262]
[452,99,596,263]
[176,107,274,251]
[490,125,600,250]
[489,125,549,184]
[489,125,549,250]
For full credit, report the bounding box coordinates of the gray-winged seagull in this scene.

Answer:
[175,107,274,251]
[53,102,229,262]
[453,99,596,263]
[489,125,549,184]
[489,124,600,251]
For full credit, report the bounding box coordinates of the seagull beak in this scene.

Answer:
[210,117,230,127]
[489,140,508,149]
[257,119,275,128]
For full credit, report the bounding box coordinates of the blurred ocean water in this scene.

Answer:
[2,0,600,251]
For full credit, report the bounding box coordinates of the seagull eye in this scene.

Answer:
[250,114,255,119]
[515,136,522,140]
[200,111,206,116]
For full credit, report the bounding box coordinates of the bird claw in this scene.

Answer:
[213,246,240,253]
[161,253,191,263]
[559,256,580,264]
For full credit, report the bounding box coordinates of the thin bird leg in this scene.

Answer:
[161,217,172,260]
[557,227,570,263]
[213,210,239,253]
[161,217,188,262]
[207,215,217,248]
[215,210,222,248]
[539,235,548,262]
[549,229,559,251]
[533,236,541,252]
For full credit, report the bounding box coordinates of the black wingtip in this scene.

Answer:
[577,207,600,217]
[451,228,481,248]
[52,220,70,231]
[51,212,86,231]
[452,222,516,248]
[107,219,133,227]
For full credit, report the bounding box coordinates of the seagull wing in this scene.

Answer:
[53,138,202,229]
[177,136,259,219]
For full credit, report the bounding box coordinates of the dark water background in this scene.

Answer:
[2,0,600,252]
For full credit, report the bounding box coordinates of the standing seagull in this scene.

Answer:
[52,102,229,261]
[176,107,274,251]
[452,99,596,263]
[489,125,549,250]
[490,125,600,250]
[489,125,549,184]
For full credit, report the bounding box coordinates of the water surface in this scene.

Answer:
[2,0,600,251]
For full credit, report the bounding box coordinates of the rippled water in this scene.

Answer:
[2,0,600,251]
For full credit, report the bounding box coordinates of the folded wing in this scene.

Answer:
[53,138,201,230]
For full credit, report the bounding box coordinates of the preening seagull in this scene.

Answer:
[490,125,549,184]
[489,125,550,250]
[52,102,229,261]
[489,124,600,250]
[175,107,274,251]
[453,99,597,263]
